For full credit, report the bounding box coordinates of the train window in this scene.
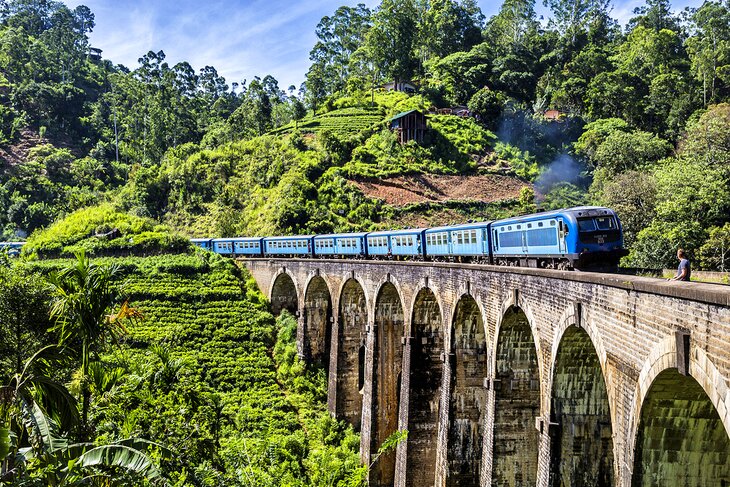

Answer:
[471,231,477,243]
[517,225,522,230]
[538,222,543,227]
[595,217,616,230]
[578,218,596,232]
[527,223,532,228]
[508,226,512,230]
[550,220,556,226]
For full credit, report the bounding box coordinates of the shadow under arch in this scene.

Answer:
[303,275,332,370]
[549,325,613,487]
[270,271,298,316]
[631,343,730,486]
[371,281,405,487]
[336,277,368,430]
[492,304,540,487]
[406,286,443,487]
[446,293,487,487]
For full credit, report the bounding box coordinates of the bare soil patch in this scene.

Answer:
[351,173,528,207]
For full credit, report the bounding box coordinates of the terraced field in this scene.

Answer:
[271,107,385,136]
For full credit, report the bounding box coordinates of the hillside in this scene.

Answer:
[13,252,361,485]
[352,174,528,207]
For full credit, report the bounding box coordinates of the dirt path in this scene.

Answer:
[351,174,528,207]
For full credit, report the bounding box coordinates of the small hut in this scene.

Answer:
[389,110,427,144]
[543,109,565,122]
[87,47,103,61]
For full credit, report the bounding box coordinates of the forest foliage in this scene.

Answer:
[1,252,364,485]
[1,0,729,268]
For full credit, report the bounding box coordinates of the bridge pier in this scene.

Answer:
[243,259,730,487]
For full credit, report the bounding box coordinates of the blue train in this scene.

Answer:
[2,207,628,271]
[0,241,24,258]
[194,206,628,271]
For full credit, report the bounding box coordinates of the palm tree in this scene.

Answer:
[48,251,141,436]
[0,347,164,485]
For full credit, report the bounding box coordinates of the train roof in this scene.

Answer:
[367,228,426,237]
[211,237,264,242]
[265,235,314,240]
[425,221,492,232]
[314,232,369,239]
[494,206,616,225]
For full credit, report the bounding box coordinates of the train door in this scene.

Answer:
[482,228,489,255]
[557,220,567,253]
[521,227,528,255]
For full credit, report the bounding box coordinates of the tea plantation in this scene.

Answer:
[25,252,361,486]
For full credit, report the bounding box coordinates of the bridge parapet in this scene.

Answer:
[243,258,730,487]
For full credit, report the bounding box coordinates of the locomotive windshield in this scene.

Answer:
[577,216,620,244]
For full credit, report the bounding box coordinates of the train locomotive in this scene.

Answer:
[194,206,628,271]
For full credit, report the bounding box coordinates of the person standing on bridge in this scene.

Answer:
[670,249,691,281]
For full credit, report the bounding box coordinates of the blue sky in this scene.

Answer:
[63,0,702,91]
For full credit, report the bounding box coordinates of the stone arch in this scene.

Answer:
[491,304,541,487]
[406,286,444,487]
[629,338,730,486]
[270,270,298,316]
[631,368,730,486]
[495,291,544,385]
[303,275,332,369]
[548,324,614,487]
[633,337,730,443]
[371,281,405,487]
[337,278,368,430]
[446,293,488,487]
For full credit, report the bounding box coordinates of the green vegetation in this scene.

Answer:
[22,205,190,258]
[270,107,385,136]
[1,252,365,485]
[2,0,727,268]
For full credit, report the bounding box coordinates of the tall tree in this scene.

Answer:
[685,1,730,105]
[364,0,419,86]
[484,0,538,53]
[544,0,611,45]
[628,0,679,32]
[420,0,483,59]
[309,4,371,94]
[48,252,138,435]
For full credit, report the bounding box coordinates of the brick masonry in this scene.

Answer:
[247,259,730,487]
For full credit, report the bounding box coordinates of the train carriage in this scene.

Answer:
[0,241,24,257]
[313,233,368,258]
[191,238,213,251]
[231,237,265,256]
[367,229,426,259]
[425,222,491,260]
[212,238,235,255]
[264,236,314,258]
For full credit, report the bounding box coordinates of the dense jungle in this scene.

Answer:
[1,0,729,484]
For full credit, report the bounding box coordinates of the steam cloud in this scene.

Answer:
[536,154,581,193]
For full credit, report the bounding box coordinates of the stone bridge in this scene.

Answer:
[242,258,730,487]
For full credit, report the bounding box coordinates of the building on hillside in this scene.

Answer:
[88,47,103,61]
[382,81,417,93]
[389,110,427,144]
[543,109,566,122]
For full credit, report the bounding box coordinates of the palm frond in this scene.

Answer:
[74,444,161,480]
